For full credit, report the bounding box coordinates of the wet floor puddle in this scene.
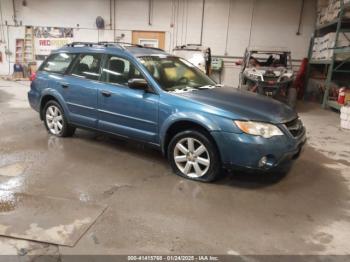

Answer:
[0,190,106,246]
[0,162,26,177]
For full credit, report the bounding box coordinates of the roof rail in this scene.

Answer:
[65,41,165,51]
[65,42,98,47]
[97,41,143,48]
[65,41,141,49]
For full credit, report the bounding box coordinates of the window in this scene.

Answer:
[40,53,76,74]
[139,56,215,91]
[101,56,144,86]
[70,53,102,80]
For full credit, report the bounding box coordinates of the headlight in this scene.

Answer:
[234,121,284,138]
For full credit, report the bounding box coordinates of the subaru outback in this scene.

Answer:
[28,42,306,182]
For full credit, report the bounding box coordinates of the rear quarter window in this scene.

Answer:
[40,53,76,74]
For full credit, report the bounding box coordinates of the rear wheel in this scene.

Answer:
[287,87,297,109]
[43,100,75,137]
[168,130,221,182]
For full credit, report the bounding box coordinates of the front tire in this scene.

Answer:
[168,130,221,182]
[43,100,75,137]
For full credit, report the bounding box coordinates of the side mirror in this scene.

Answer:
[128,78,149,90]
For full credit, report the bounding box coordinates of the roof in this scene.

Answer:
[247,46,291,52]
[126,46,169,57]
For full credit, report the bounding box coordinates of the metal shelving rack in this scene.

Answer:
[306,0,350,110]
[24,26,35,63]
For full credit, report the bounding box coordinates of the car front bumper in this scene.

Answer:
[211,128,306,171]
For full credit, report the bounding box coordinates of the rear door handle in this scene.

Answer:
[101,90,111,97]
[61,83,69,88]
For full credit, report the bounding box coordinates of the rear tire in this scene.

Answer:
[43,100,75,137]
[287,88,297,109]
[167,130,221,182]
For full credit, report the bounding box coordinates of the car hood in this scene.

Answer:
[174,86,297,124]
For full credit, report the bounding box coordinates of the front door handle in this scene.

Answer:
[61,83,69,88]
[101,90,111,97]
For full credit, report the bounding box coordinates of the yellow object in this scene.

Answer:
[345,91,350,103]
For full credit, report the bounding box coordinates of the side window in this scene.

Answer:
[101,56,144,86]
[40,53,76,74]
[70,53,102,80]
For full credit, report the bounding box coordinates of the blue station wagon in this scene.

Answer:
[28,42,306,182]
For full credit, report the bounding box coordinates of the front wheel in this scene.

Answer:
[168,130,221,182]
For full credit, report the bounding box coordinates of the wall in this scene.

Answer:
[0,0,316,86]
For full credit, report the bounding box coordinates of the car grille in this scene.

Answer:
[285,118,304,137]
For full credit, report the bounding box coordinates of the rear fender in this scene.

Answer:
[39,89,70,122]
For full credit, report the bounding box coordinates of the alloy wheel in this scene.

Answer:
[173,137,210,178]
[46,105,63,135]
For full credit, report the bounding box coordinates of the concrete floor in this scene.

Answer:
[0,80,350,259]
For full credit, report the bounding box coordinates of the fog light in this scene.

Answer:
[258,155,276,168]
[258,156,268,168]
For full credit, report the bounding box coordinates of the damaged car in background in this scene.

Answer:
[238,47,297,108]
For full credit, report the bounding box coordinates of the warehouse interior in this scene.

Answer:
[0,0,350,260]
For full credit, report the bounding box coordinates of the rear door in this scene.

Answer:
[97,54,159,144]
[62,53,104,128]
[39,52,76,96]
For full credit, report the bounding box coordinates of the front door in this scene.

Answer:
[97,55,159,144]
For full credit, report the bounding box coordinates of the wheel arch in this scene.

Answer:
[161,119,220,160]
[39,90,69,121]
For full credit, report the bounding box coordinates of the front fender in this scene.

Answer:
[161,111,219,134]
[40,89,70,122]
[159,111,241,152]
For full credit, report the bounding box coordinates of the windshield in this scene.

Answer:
[139,56,216,91]
[247,51,291,69]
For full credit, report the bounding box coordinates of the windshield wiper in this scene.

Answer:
[168,84,222,93]
[169,87,197,93]
[197,84,223,89]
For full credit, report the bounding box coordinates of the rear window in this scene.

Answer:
[40,53,76,74]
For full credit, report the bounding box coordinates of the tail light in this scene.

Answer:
[29,72,36,82]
